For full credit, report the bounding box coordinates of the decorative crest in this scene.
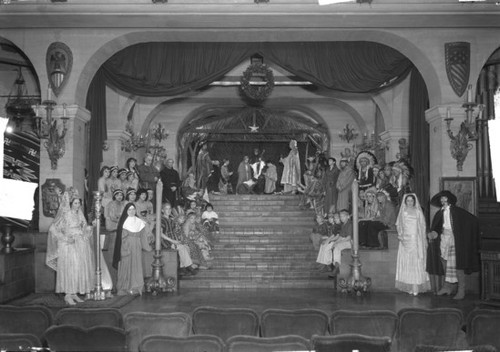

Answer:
[445,42,470,98]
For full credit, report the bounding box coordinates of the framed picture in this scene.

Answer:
[440,177,477,215]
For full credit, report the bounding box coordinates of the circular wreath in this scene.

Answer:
[240,63,275,101]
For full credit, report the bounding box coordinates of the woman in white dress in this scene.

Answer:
[395,193,430,295]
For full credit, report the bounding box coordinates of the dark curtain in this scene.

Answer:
[85,69,107,205]
[261,42,413,93]
[408,68,430,221]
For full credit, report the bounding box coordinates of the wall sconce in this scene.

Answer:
[339,123,359,144]
[34,86,69,170]
[445,84,485,171]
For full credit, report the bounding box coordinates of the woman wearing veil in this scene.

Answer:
[395,193,430,295]
[46,188,95,305]
[113,202,150,295]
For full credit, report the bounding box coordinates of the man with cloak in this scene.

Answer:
[280,139,301,194]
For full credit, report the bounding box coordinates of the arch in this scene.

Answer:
[74,29,440,108]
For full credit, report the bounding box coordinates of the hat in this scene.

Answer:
[365,187,378,197]
[126,188,136,197]
[113,189,124,199]
[340,158,349,163]
[373,164,381,171]
[118,168,128,177]
[110,166,118,173]
[376,189,390,198]
[430,190,457,207]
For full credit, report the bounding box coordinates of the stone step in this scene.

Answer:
[212,243,316,251]
[211,252,317,261]
[216,237,312,245]
[179,279,335,289]
[219,226,312,235]
[217,211,311,218]
[182,269,329,280]
[210,194,300,201]
[219,218,314,226]
[209,261,318,270]
[214,205,308,211]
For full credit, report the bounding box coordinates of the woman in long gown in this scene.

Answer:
[46,189,94,305]
[395,193,430,295]
[98,166,111,209]
[113,203,149,295]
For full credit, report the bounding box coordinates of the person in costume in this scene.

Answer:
[336,158,355,212]
[236,155,253,194]
[395,193,430,296]
[279,139,301,194]
[160,158,181,207]
[263,160,277,194]
[196,143,219,193]
[323,157,340,214]
[426,190,480,300]
[46,188,94,305]
[113,203,151,295]
[105,189,125,232]
[356,154,376,192]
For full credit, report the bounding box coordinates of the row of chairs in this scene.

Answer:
[1,305,499,352]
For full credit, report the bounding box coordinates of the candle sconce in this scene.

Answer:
[34,87,69,170]
[445,84,485,171]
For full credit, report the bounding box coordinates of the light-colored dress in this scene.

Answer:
[116,222,147,295]
[395,195,430,294]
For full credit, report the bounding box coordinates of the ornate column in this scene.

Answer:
[38,105,90,232]
[102,130,132,168]
[379,129,410,163]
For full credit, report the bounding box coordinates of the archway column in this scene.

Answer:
[425,105,477,206]
[103,130,132,169]
[39,105,90,232]
[379,129,410,163]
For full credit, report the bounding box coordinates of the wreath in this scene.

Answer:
[240,63,275,101]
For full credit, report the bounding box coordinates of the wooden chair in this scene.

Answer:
[139,334,225,352]
[192,306,259,342]
[0,305,53,345]
[227,334,311,352]
[44,325,128,351]
[55,307,123,328]
[260,308,329,339]
[330,309,398,341]
[466,309,500,350]
[0,333,42,352]
[123,312,191,352]
[311,333,392,352]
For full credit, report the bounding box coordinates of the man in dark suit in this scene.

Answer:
[160,159,181,207]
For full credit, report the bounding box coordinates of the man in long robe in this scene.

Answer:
[196,143,217,192]
[264,160,277,194]
[280,139,301,194]
[427,190,480,300]
[160,159,181,207]
[323,157,340,214]
[236,155,253,194]
[336,158,355,211]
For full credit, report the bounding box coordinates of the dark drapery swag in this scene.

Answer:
[85,69,107,208]
[408,68,430,220]
[86,41,415,191]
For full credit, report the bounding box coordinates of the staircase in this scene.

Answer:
[180,194,336,289]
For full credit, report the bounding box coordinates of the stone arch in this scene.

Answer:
[74,29,440,109]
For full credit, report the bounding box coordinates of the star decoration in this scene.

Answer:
[249,124,259,133]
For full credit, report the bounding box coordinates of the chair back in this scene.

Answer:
[139,334,225,352]
[396,308,464,352]
[466,309,500,350]
[123,312,191,352]
[312,333,392,352]
[226,335,311,352]
[260,308,329,338]
[44,325,127,351]
[0,305,53,342]
[0,333,42,352]
[330,310,398,340]
[56,308,123,328]
[192,306,259,342]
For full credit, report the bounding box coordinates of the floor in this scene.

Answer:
[118,288,487,319]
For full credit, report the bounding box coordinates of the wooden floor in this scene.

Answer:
[118,288,486,319]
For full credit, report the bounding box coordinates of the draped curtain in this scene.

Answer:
[408,68,430,219]
[85,41,423,194]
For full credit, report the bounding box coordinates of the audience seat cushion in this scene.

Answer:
[192,307,259,342]
[0,333,42,352]
[44,325,128,352]
[396,308,466,352]
[226,334,311,352]
[55,307,123,328]
[311,333,392,352]
[466,309,500,350]
[330,309,398,340]
[139,334,225,352]
[260,308,329,339]
[414,344,497,352]
[123,312,192,352]
[0,305,53,343]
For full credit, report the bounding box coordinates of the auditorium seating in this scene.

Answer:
[192,306,260,341]
[139,334,226,352]
[396,307,467,352]
[311,333,392,352]
[0,305,53,344]
[226,334,311,352]
[0,333,42,352]
[330,309,398,342]
[44,324,128,351]
[260,308,329,339]
[55,307,123,328]
[123,312,192,352]
[466,309,500,350]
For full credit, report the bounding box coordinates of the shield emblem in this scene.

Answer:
[46,42,73,97]
[445,42,470,98]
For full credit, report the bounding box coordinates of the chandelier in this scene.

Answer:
[4,68,38,131]
[338,124,359,144]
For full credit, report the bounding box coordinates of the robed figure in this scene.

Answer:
[160,159,181,207]
[280,139,301,194]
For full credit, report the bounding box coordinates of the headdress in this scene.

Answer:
[430,190,457,207]
[110,166,118,173]
[67,187,80,204]
[113,189,124,199]
[365,187,378,197]
[118,168,128,177]
[126,188,136,198]
[376,189,390,198]
[354,151,377,173]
